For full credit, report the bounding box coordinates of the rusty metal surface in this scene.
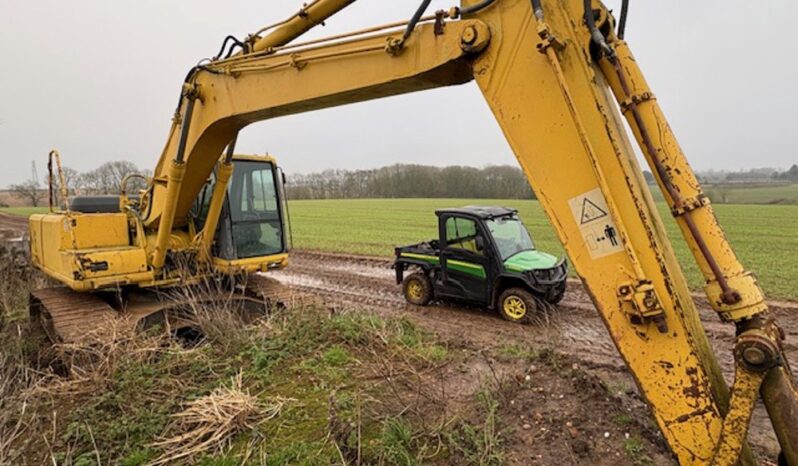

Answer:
[761,359,798,465]
[710,365,767,465]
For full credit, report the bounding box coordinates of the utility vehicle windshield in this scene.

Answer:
[486,215,535,260]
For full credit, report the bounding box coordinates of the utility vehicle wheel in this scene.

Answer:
[498,288,537,324]
[402,273,433,306]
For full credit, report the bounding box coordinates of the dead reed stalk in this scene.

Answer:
[148,373,289,465]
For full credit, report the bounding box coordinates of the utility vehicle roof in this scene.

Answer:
[435,206,518,219]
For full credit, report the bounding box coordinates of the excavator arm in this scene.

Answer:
[134,0,797,463]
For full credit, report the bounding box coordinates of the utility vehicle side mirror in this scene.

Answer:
[475,236,485,252]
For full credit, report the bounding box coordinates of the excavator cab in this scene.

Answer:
[191,154,290,274]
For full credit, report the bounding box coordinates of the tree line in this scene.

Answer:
[772,164,798,182]
[286,164,536,200]
[9,159,796,207]
[8,161,150,207]
[694,165,798,184]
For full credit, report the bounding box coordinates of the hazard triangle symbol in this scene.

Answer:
[580,198,608,224]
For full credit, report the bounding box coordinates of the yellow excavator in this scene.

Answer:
[27,0,797,464]
[30,151,291,341]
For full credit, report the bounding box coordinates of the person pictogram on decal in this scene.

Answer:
[604,224,618,247]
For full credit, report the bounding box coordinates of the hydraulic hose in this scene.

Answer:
[174,96,196,164]
[583,0,614,59]
[224,134,239,164]
[403,0,433,41]
[617,0,629,39]
[214,35,247,60]
[609,56,740,304]
[530,0,544,21]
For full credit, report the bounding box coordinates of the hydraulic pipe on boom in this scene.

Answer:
[151,92,195,270]
[249,0,357,53]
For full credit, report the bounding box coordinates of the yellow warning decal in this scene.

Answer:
[568,188,624,259]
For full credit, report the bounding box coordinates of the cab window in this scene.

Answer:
[444,217,484,255]
[228,161,284,259]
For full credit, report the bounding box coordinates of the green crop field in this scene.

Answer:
[4,200,796,299]
[0,206,49,217]
[705,183,798,205]
[287,199,798,300]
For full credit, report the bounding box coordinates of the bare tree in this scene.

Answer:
[77,161,143,194]
[10,180,42,207]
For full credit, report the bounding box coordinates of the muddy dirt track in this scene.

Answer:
[0,212,27,242]
[269,250,798,462]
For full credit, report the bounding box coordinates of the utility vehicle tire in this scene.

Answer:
[498,287,537,324]
[402,272,433,306]
[544,282,567,305]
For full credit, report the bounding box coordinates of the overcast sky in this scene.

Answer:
[1,1,796,188]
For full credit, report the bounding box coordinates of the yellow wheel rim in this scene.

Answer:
[503,296,527,320]
[407,280,424,300]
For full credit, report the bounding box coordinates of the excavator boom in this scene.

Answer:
[32,1,798,463]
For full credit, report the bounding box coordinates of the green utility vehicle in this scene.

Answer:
[393,206,568,323]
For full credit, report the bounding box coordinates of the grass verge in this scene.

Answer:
[0,207,49,217]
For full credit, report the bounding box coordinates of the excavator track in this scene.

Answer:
[29,288,118,344]
[249,274,317,310]
[28,279,304,345]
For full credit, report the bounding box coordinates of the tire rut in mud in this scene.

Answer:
[0,212,28,243]
[274,250,798,374]
[268,250,798,461]
[273,252,629,372]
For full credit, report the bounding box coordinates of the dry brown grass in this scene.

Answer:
[34,317,175,396]
[1,300,253,464]
[148,372,289,465]
[0,355,37,466]
[0,244,46,329]
[0,249,51,465]
[160,273,273,350]
[0,248,292,463]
